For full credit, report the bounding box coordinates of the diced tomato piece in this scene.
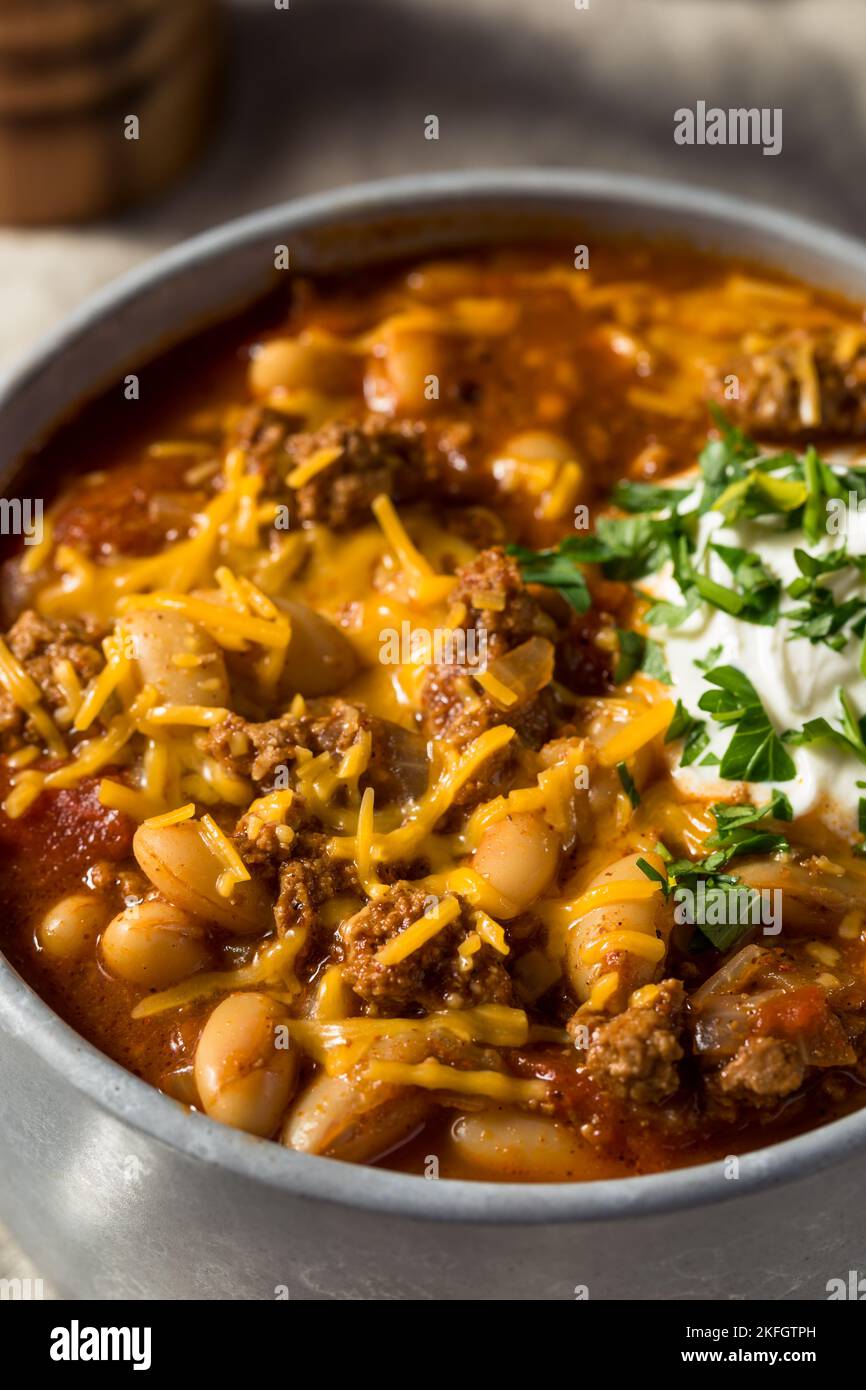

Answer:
[0,770,134,875]
[755,986,827,1038]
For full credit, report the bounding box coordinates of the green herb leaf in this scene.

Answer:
[694,644,724,673]
[506,541,592,612]
[704,790,792,862]
[715,469,809,524]
[593,514,688,582]
[644,588,702,629]
[611,629,672,684]
[785,546,866,650]
[636,856,670,895]
[709,543,781,626]
[698,666,796,782]
[610,479,693,513]
[613,628,644,682]
[665,699,710,767]
[616,761,640,808]
[787,690,866,768]
[641,637,672,683]
[802,446,827,544]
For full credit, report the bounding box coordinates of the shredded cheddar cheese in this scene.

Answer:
[597,700,676,767]
[0,635,65,756]
[286,444,343,488]
[375,895,461,966]
[474,668,519,707]
[73,635,131,732]
[541,877,661,932]
[589,971,621,1010]
[142,802,196,828]
[580,930,665,967]
[365,1058,547,1103]
[198,812,251,897]
[131,936,303,1018]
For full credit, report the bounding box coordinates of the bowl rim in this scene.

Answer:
[4,166,866,1226]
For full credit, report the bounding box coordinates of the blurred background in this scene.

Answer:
[1,0,864,1294]
[1,0,865,374]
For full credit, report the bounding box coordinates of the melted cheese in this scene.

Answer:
[142,802,196,828]
[375,895,461,965]
[73,636,131,732]
[119,592,290,652]
[131,936,304,1018]
[0,635,65,756]
[199,812,251,897]
[282,1003,550,1074]
[597,699,675,766]
[365,1058,547,1103]
[286,444,343,488]
[580,930,665,966]
[537,878,661,948]
[588,971,621,1010]
[330,725,516,868]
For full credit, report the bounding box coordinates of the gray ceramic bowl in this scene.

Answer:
[2,171,866,1302]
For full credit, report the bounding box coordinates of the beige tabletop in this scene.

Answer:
[2,0,864,1294]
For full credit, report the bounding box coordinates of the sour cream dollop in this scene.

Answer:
[644,466,866,835]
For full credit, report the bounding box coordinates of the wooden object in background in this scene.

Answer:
[0,0,222,224]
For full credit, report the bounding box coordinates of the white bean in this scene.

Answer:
[364,326,442,414]
[275,599,360,697]
[101,899,210,988]
[737,858,851,935]
[195,992,298,1137]
[122,610,229,706]
[37,892,107,961]
[565,850,672,1006]
[282,1068,429,1163]
[133,820,272,935]
[449,1106,591,1179]
[472,811,560,917]
[249,333,358,397]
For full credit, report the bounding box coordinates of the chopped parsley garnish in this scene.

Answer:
[616,761,640,808]
[610,479,693,513]
[637,412,866,645]
[513,412,866,809]
[641,637,672,683]
[591,514,689,582]
[637,790,792,951]
[506,539,592,612]
[635,854,672,894]
[638,794,791,896]
[704,789,792,860]
[695,644,723,673]
[613,628,644,682]
[664,699,709,766]
[696,405,763,512]
[698,665,796,782]
[515,411,866,653]
[636,843,745,951]
[508,515,690,595]
[785,546,866,652]
[643,588,701,630]
[613,629,671,684]
[786,688,866,766]
[521,413,866,648]
[709,543,781,626]
[713,469,807,525]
